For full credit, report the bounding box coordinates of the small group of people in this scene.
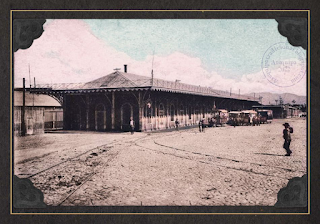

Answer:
[174,118,206,133]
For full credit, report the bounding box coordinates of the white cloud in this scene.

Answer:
[14,19,306,97]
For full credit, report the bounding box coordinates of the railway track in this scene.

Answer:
[19,135,148,179]
[54,130,185,206]
[17,126,304,206]
[19,130,185,206]
[55,150,120,206]
[134,139,305,181]
[153,140,306,174]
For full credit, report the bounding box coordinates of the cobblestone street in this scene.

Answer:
[14,118,307,206]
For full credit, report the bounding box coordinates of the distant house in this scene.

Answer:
[14,89,63,136]
[252,105,301,119]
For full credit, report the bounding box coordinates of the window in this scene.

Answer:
[188,106,192,119]
[145,102,152,118]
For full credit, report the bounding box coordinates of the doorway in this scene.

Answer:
[95,104,106,131]
[121,103,133,131]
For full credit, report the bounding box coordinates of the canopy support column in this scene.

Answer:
[138,91,142,131]
[111,91,115,130]
[86,95,90,130]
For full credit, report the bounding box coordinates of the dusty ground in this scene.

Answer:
[14,118,307,206]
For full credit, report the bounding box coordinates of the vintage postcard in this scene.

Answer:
[12,16,308,213]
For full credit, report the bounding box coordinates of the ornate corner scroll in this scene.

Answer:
[13,175,47,208]
[275,174,307,207]
[13,19,46,52]
[276,18,307,50]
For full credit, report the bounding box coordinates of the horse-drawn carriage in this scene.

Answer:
[242,110,258,126]
[228,111,243,126]
[257,110,273,124]
[210,109,229,127]
[229,110,258,126]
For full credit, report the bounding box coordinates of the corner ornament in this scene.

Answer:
[13,175,46,208]
[276,18,307,50]
[275,174,307,207]
[13,19,46,52]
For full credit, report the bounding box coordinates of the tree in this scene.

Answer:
[279,96,284,105]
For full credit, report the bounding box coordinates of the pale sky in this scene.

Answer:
[14,19,307,96]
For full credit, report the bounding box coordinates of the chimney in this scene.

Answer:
[124,64,127,73]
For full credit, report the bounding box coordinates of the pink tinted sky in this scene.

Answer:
[14,19,306,96]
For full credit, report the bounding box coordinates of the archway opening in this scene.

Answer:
[121,103,133,131]
[95,104,106,131]
[71,104,81,130]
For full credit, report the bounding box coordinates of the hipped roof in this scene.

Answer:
[36,71,258,102]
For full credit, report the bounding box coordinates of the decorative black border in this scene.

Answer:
[10,9,310,215]
[1,2,318,223]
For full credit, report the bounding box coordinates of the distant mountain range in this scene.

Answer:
[249,92,307,105]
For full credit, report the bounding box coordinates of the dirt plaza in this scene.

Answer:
[14,118,307,206]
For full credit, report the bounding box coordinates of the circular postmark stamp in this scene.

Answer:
[261,42,306,87]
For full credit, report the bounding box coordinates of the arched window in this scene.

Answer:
[170,104,175,121]
[144,102,152,118]
[158,103,165,116]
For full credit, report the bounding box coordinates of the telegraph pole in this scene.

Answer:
[151,49,155,86]
[21,78,26,136]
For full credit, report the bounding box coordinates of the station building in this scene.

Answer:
[33,67,261,132]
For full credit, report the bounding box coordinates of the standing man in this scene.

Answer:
[283,122,292,156]
[130,117,135,135]
[202,119,205,133]
[175,118,180,131]
[199,119,203,132]
[231,117,236,127]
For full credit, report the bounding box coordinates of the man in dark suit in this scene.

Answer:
[283,122,292,156]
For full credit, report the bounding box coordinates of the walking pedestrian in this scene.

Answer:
[202,119,205,133]
[130,117,135,135]
[283,122,292,156]
[198,119,203,132]
[175,118,180,131]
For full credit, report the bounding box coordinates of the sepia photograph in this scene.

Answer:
[12,18,308,209]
